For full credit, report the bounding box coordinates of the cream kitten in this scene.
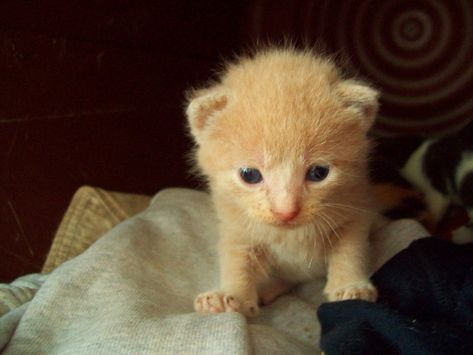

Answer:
[186,47,379,316]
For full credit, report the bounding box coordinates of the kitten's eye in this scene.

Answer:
[306,165,329,182]
[239,168,263,184]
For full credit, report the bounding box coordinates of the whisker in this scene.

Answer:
[319,212,342,244]
[308,225,319,269]
[314,222,328,267]
[318,215,335,250]
[320,208,346,221]
[321,202,375,215]
[251,248,270,279]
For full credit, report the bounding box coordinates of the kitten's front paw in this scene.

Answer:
[325,281,377,302]
[194,290,259,316]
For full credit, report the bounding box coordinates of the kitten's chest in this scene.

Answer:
[265,227,328,282]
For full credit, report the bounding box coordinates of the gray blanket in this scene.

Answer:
[1,188,428,354]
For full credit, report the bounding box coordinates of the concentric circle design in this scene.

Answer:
[392,10,432,49]
[301,0,473,136]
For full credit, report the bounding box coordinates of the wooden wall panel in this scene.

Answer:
[0,0,244,281]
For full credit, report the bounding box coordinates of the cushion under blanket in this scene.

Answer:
[318,238,473,355]
[2,188,428,354]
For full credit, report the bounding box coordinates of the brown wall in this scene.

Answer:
[0,1,246,281]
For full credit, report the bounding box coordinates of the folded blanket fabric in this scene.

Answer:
[1,187,429,354]
[3,189,322,354]
[318,238,473,355]
[42,186,151,274]
[0,274,47,348]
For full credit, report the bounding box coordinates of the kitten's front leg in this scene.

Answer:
[323,219,377,302]
[194,234,261,316]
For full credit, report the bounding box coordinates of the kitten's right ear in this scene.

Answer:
[185,87,228,142]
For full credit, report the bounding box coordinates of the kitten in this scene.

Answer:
[369,137,431,224]
[186,47,379,316]
[399,121,473,242]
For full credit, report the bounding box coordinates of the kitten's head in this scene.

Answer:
[186,48,379,228]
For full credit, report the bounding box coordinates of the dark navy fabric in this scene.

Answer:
[317,238,473,355]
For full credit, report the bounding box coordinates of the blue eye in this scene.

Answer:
[239,168,263,184]
[306,165,329,182]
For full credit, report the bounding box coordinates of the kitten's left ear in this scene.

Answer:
[336,80,380,128]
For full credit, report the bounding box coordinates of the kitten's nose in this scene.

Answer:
[272,208,300,222]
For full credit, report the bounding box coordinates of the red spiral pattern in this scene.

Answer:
[301,0,473,136]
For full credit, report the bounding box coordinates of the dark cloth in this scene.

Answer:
[317,238,473,355]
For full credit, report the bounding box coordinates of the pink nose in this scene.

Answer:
[273,209,300,222]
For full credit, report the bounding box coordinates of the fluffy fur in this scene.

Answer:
[371,121,473,242]
[186,47,379,316]
[400,121,473,242]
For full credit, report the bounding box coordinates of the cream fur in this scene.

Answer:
[186,47,379,316]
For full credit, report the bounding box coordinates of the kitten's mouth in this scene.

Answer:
[272,219,301,229]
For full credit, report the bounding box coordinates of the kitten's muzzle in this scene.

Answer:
[272,208,300,223]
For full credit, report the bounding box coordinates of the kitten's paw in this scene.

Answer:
[325,281,377,302]
[194,290,259,316]
[194,291,238,313]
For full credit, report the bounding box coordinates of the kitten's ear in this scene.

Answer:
[336,80,379,128]
[185,87,228,142]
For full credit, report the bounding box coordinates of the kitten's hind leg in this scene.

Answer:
[259,278,294,306]
[451,224,473,244]
[452,172,473,243]
[424,190,450,230]
[451,208,473,245]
